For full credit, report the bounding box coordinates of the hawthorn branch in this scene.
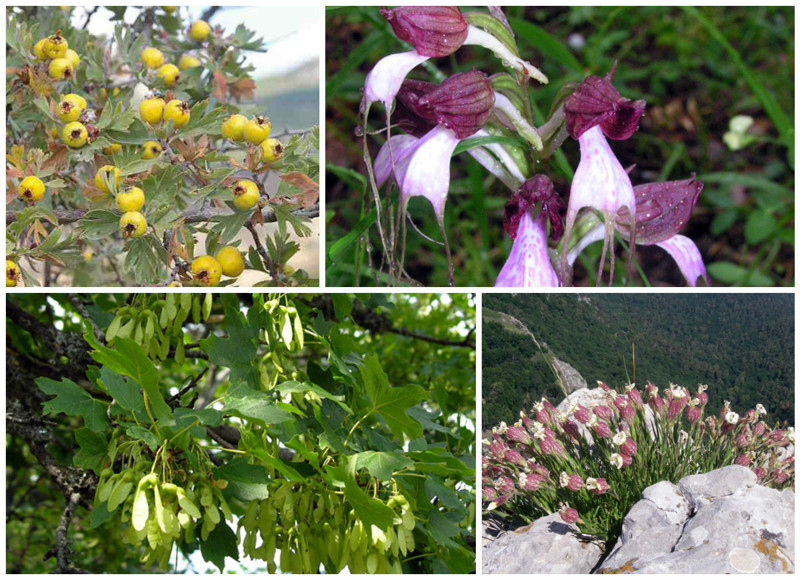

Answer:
[7,203,319,226]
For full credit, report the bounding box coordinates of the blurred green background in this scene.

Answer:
[325,6,794,287]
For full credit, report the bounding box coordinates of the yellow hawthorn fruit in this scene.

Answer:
[65,49,80,69]
[103,143,122,155]
[116,186,145,212]
[179,54,201,70]
[139,97,165,124]
[33,38,48,61]
[63,122,88,148]
[191,255,222,286]
[48,57,74,80]
[283,265,296,276]
[216,246,244,277]
[157,63,180,86]
[95,165,122,193]
[260,138,285,163]
[189,20,211,42]
[6,261,20,287]
[243,115,271,144]
[44,31,68,59]
[18,176,46,203]
[231,180,259,210]
[57,93,87,122]
[120,211,147,238]
[142,140,163,159]
[221,114,247,141]
[141,47,164,69]
[164,99,190,127]
[162,6,177,13]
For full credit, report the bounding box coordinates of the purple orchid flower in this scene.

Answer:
[364,7,547,111]
[568,176,708,286]
[494,175,564,287]
[560,65,646,285]
[373,71,495,284]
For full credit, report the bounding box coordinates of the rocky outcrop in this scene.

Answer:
[599,465,794,573]
[482,513,604,574]
[482,466,794,574]
[550,358,587,394]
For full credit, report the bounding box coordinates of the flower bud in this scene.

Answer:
[540,437,565,457]
[415,70,495,139]
[504,448,527,466]
[594,405,613,420]
[506,425,532,446]
[381,6,469,58]
[559,505,579,525]
[620,438,637,457]
[735,453,751,467]
[592,421,612,439]
[574,405,591,424]
[686,406,701,423]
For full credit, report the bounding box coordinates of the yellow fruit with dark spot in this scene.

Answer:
[260,138,285,163]
[44,31,68,59]
[191,255,222,286]
[216,246,245,277]
[221,114,247,141]
[95,165,121,193]
[65,49,80,69]
[139,97,165,124]
[164,99,190,127]
[120,211,147,238]
[6,261,21,287]
[33,38,47,61]
[116,187,145,212]
[231,180,259,210]
[63,122,88,148]
[57,93,87,122]
[141,47,164,68]
[48,57,74,80]
[243,115,271,144]
[189,20,211,42]
[18,176,46,203]
[179,54,201,69]
[103,143,122,155]
[157,63,180,86]
[142,140,163,159]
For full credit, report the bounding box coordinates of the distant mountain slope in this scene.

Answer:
[483,294,794,426]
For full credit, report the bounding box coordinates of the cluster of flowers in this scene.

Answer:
[361,6,706,286]
[482,381,794,536]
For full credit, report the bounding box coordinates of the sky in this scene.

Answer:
[76,5,320,76]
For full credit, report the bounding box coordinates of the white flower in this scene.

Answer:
[532,401,544,413]
[610,453,624,469]
[624,383,635,392]
[786,427,795,442]
[586,413,598,428]
[496,421,508,435]
[724,411,739,425]
[531,422,546,441]
[567,399,579,414]
[559,472,570,487]
[669,384,687,398]
[612,431,628,446]
[555,412,568,423]
[755,404,767,416]
[482,438,490,446]
[698,384,708,393]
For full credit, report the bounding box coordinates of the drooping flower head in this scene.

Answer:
[495,175,564,287]
[380,6,469,58]
[558,504,580,525]
[560,64,645,284]
[586,477,609,495]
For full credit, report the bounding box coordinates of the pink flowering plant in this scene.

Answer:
[350,6,708,287]
[482,382,794,542]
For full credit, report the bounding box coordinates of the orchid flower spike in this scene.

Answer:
[373,71,495,285]
[560,64,646,285]
[364,7,547,112]
[495,175,564,287]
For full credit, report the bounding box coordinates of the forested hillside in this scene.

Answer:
[483,294,794,427]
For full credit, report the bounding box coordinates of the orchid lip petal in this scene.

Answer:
[364,50,430,108]
[566,222,605,266]
[568,125,636,221]
[464,26,548,84]
[655,235,707,287]
[374,134,419,187]
[495,210,560,287]
[394,125,461,220]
